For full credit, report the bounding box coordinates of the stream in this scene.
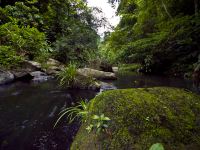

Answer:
[0,72,197,150]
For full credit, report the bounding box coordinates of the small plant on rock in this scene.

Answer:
[86,114,111,134]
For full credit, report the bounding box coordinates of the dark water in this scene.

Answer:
[112,72,196,91]
[0,72,197,150]
[0,81,97,150]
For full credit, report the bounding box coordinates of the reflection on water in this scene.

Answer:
[113,72,197,93]
[0,73,197,150]
[0,81,97,150]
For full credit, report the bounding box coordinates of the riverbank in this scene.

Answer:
[0,58,118,91]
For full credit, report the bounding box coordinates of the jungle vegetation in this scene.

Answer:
[0,0,200,75]
[0,0,105,68]
[101,0,200,75]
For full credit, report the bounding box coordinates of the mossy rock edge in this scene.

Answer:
[71,87,200,150]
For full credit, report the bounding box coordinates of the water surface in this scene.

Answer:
[113,72,196,91]
[0,81,97,150]
[0,72,197,150]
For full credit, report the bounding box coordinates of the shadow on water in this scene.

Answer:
[0,72,198,150]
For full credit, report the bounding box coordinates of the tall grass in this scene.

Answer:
[54,100,89,128]
[57,63,77,87]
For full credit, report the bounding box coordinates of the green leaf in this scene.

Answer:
[100,114,105,118]
[149,143,164,150]
[86,124,93,133]
[103,117,110,121]
[97,128,101,134]
[96,122,101,128]
[92,115,99,120]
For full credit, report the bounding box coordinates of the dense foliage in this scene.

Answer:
[1,0,200,75]
[102,0,200,75]
[0,0,101,68]
[0,45,22,68]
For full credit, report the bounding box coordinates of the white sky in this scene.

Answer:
[87,0,120,35]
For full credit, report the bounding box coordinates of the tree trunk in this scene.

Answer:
[194,0,198,16]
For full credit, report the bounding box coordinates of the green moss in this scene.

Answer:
[71,87,200,150]
[118,63,141,72]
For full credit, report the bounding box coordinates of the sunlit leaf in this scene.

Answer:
[149,143,164,150]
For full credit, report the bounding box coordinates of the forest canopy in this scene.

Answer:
[0,0,200,76]
[0,0,105,68]
[101,0,200,75]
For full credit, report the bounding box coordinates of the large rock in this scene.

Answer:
[23,60,42,71]
[11,60,42,80]
[45,66,63,75]
[30,71,47,77]
[71,74,101,91]
[112,67,119,73]
[46,69,59,75]
[30,71,53,82]
[12,71,30,79]
[45,58,65,75]
[77,68,117,80]
[12,71,33,81]
[47,58,62,66]
[71,87,200,150]
[0,70,14,85]
[100,81,117,92]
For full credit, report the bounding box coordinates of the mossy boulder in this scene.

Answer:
[72,74,101,90]
[71,87,200,150]
[77,68,117,80]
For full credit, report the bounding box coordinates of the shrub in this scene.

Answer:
[0,46,23,69]
[34,50,51,63]
[0,22,50,59]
